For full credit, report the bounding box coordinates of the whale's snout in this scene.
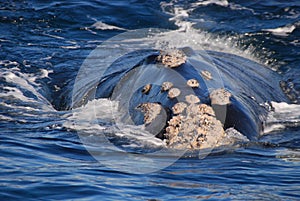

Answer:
[89,46,282,149]
[118,48,227,149]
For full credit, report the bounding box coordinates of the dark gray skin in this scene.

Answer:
[87,47,289,142]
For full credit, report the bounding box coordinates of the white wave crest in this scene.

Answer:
[263,24,296,36]
[264,102,300,133]
[91,21,126,31]
[191,0,229,7]
[160,0,265,65]
[63,98,165,149]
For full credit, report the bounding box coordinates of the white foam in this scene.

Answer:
[0,60,19,67]
[63,98,165,149]
[271,101,300,113]
[160,1,263,64]
[263,124,286,134]
[263,24,296,36]
[1,67,53,110]
[60,45,80,49]
[42,32,65,40]
[2,86,36,103]
[227,3,256,14]
[169,7,194,31]
[264,102,300,134]
[39,68,52,78]
[191,0,229,7]
[285,7,300,19]
[0,67,58,127]
[0,114,14,121]
[91,21,126,31]
[275,148,300,162]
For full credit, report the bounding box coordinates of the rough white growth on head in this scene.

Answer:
[210,88,231,105]
[157,49,186,68]
[161,81,174,91]
[168,88,181,98]
[187,78,199,88]
[185,94,200,104]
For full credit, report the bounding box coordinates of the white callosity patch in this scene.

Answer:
[201,70,212,80]
[187,78,199,88]
[172,102,187,114]
[185,94,200,104]
[135,78,228,150]
[141,84,152,94]
[136,103,163,125]
[166,103,226,150]
[161,81,174,91]
[157,49,187,68]
[168,88,181,99]
[210,88,231,105]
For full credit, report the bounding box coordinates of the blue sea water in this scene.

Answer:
[1,0,300,200]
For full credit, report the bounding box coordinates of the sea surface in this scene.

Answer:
[1,0,300,200]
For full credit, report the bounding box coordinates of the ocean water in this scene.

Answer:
[1,0,300,200]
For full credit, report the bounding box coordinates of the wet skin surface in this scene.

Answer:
[91,47,289,149]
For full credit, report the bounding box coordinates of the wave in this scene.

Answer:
[91,21,126,31]
[1,27,299,153]
[1,1,299,160]
[159,0,276,67]
[263,23,297,36]
[264,102,300,133]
